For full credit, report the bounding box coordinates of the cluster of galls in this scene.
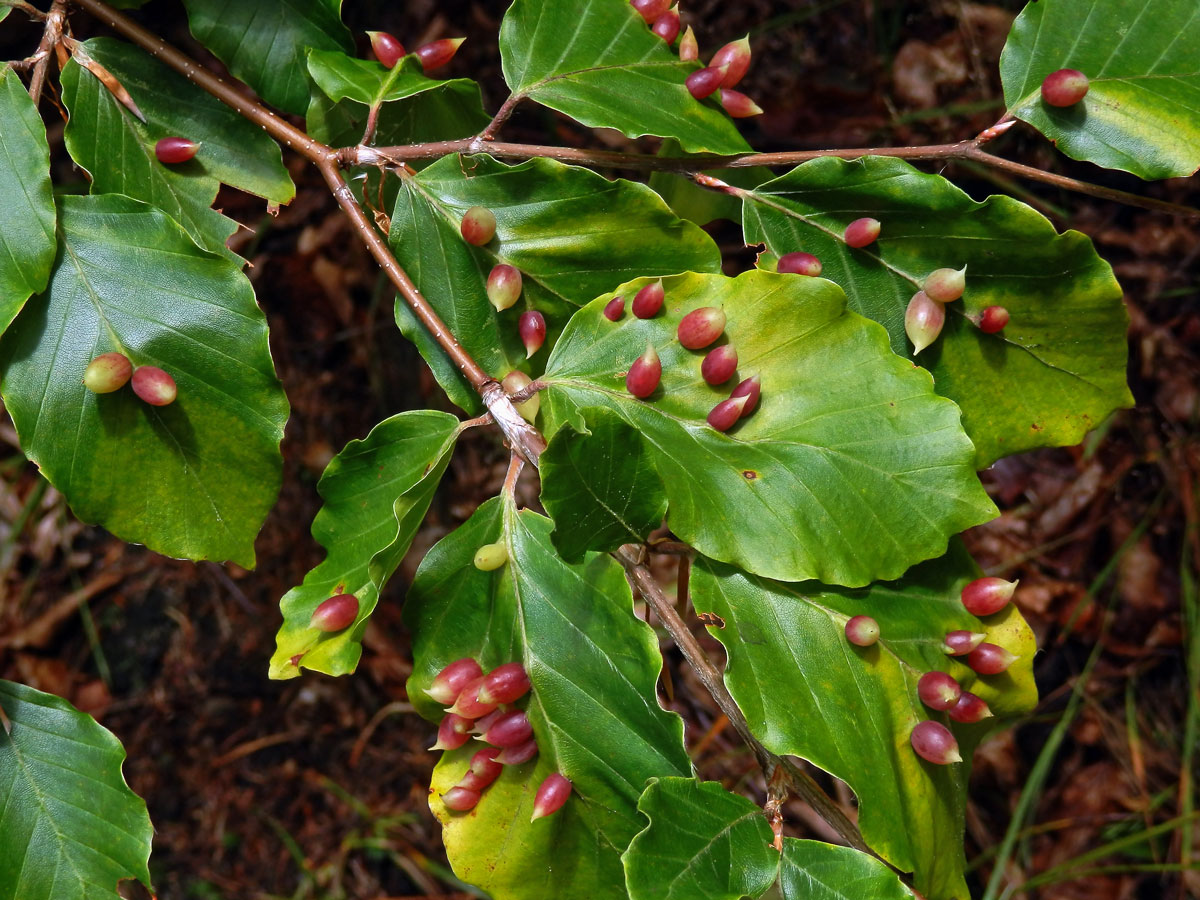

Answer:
[905,266,1010,355]
[367,30,464,72]
[427,657,572,821]
[607,282,759,432]
[83,352,177,407]
[628,1,761,118]
[843,575,1020,766]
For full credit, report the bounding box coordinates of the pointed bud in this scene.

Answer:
[427,657,484,705]
[367,31,405,68]
[967,643,1018,675]
[430,713,474,751]
[678,26,699,61]
[701,345,738,385]
[923,266,967,303]
[844,217,881,248]
[719,89,763,118]
[626,344,662,398]
[677,306,726,349]
[442,785,481,811]
[458,747,503,791]
[519,311,546,358]
[651,10,680,43]
[478,662,531,705]
[910,721,962,765]
[132,365,178,406]
[686,65,726,100]
[961,576,1018,617]
[461,205,497,246]
[1041,68,1089,107]
[531,773,572,821]
[917,671,963,711]
[501,370,539,421]
[495,736,538,765]
[905,290,944,354]
[979,305,1009,333]
[710,36,751,87]
[473,540,508,571]
[632,280,664,318]
[310,593,359,632]
[470,706,508,736]
[486,264,522,311]
[707,395,750,432]
[447,675,498,719]
[777,251,822,276]
[155,136,200,164]
[630,0,669,23]
[481,709,533,748]
[844,615,880,647]
[941,630,987,657]
[948,691,993,724]
[603,296,625,321]
[415,37,465,72]
[83,352,132,394]
[730,375,761,416]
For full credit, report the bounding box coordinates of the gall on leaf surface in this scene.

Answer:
[0,194,288,568]
[623,778,914,900]
[0,680,154,900]
[689,541,1037,900]
[60,38,295,262]
[404,498,689,900]
[181,0,353,116]
[305,51,490,147]
[742,156,1132,467]
[542,270,996,587]
[388,153,720,413]
[0,65,56,337]
[269,411,459,679]
[540,407,668,561]
[1000,0,1200,180]
[498,0,748,154]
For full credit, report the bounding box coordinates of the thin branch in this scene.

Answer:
[615,544,873,855]
[69,0,551,465]
[476,92,524,143]
[27,0,66,106]
[344,137,1200,219]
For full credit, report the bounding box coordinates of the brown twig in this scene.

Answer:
[476,92,524,143]
[27,0,66,105]
[615,544,873,855]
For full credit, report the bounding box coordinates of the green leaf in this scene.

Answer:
[542,270,996,587]
[623,778,914,900]
[182,0,353,116]
[623,778,778,900]
[269,411,459,679]
[741,156,1132,467]
[499,0,748,154]
[690,542,1038,900]
[775,839,913,900]
[389,153,721,413]
[0,194,288,567]
[405,498,689,900]
[1000,0,1200,180]
[61,38,295,260]
[305,50,490,147]
[0,65,56,335]
[540,407,668,562]
[0,680,154,899]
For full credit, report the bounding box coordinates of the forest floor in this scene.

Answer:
[1,1,1198,898]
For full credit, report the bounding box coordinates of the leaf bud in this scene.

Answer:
[310,593,359,632]
[531,772,572,821]
[82,352,132,394]
[905,290,944,354]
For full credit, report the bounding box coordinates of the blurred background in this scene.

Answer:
[1,1,1197,898]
